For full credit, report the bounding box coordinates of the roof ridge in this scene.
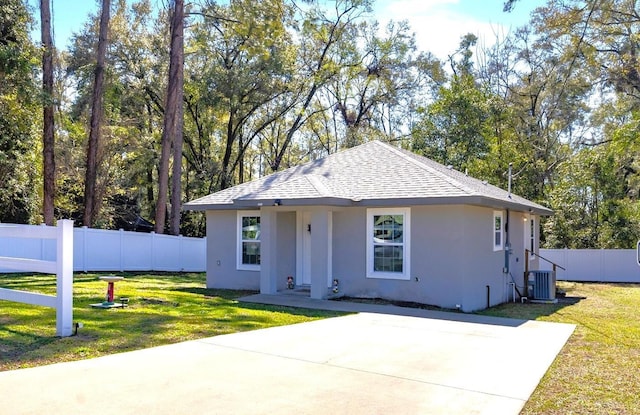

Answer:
[304,174,332,198]
[374,141,474,194]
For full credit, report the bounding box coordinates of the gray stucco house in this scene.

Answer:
[185,140,551,311]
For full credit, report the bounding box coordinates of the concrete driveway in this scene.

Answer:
[0,297,574,415]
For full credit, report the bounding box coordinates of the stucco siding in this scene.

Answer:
[332,208,366,284]
[331,206,525,312]
[332,206,468,308]
[206,210,260,290]
[410,205,467,308]
[205,205,540,311]
[458,206,505,311]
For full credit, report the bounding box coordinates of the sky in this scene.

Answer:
[31,0,545,60]
[372,0,543,59]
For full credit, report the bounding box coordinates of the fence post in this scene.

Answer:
[119,228,124,272]
[151,231,156,271]
[56,220,74,337]
[40,223,46,261]
[179,234,183,271]
[82,226,88,273]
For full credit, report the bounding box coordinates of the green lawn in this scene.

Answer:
[479,281,640,415]
[0,272,343,371]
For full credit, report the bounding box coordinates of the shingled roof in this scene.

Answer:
[184,140,553,215]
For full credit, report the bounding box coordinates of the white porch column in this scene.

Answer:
[310,208,332,299]
[260,208,278,294]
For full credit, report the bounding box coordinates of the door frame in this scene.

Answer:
[296,211,312,286]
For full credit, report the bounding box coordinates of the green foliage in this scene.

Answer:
[0,0,40,223]
[64,0,167,229]
[1,0,639,246]
[545,115,640,248]
[412,72,490,172]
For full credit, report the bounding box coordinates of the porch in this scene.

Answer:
[259,207,335,300]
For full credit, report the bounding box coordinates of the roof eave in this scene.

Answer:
[232,197,355,208]
[357,196,553,215]
[182,202,235,211]
[476,196,554,216]
[184,195,553,215]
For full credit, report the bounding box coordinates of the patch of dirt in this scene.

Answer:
[140,297,179,307]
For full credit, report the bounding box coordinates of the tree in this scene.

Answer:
[323,19,442,150]
[0,0,40,223]
[534,0,640,108]
[63,0,167,229]
[267,0,372,171]
[83,0,111,227]
[155,0,184,234]
[41,0,55,225]
[188,0,297,190]
[413,35,490,172]
[545,135,640,248]
[474,22,591,203]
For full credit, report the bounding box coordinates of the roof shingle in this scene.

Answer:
[184,140,552,215]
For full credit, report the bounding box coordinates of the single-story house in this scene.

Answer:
[184,140,552,311]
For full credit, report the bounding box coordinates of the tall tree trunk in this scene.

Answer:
[170,70,184,235]
[169,0,184,236]
[157,0,184,234]
[40,0,55,225]
[219,113,236,190]
[238,134,244,184]
[83,0,110,227]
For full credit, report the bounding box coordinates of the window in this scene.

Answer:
[493,211,504,251]
[529,216,536,259]
[367,208,410,280]
[237,211,260,271]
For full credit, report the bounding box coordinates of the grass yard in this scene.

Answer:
[0,272,343,371]
[479,281,640,415]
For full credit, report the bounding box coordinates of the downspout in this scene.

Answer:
[503,162,513,303]
[507,162,513,198]
[504,162,512,275]
[504,209,510,273]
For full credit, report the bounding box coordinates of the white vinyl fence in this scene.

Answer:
[0,221,74,336]
[540,248,640,283]
[0,226,205,273]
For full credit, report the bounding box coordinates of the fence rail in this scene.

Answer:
[540,248,640,283]
[0,226,205,273]
[0,221,74,336]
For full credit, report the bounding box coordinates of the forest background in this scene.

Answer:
[1,0,639,248]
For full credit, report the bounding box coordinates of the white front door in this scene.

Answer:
[301,211,312,285]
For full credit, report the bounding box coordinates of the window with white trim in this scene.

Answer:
[367,208,410,280]
[237,211,260,271]
[493,211,504,251]
[529,216,536,259]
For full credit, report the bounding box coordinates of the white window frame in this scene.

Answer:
[528,215,536,259]
[493,211,504,251]
[237,210,261,271]
[366,207,410,280]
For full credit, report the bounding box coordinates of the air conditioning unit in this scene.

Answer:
[527,270,557,302]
